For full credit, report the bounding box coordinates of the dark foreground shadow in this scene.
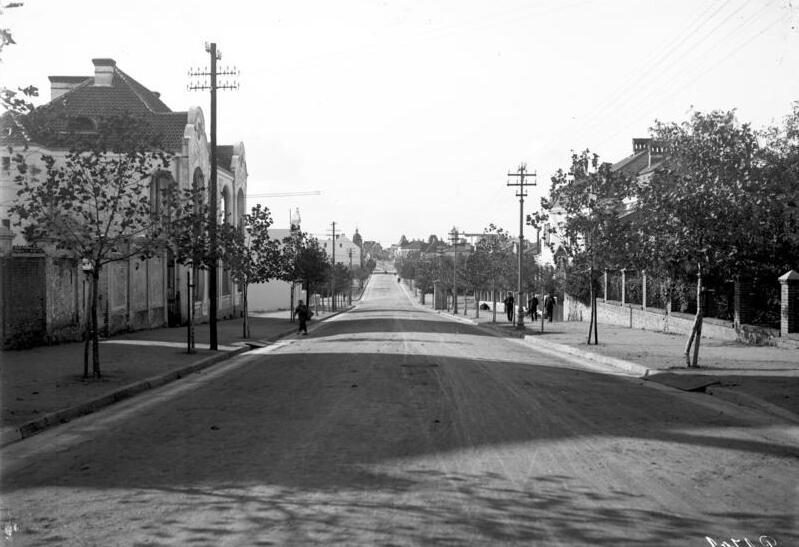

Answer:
[3,349,797,545]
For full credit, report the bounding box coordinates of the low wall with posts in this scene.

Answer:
[563,295,785,345]
[780,270,799,340]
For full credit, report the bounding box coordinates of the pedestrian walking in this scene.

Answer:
[295,300,310,335]
[503,292,515,322]
[528,294,539,320]
[545,292,555,322]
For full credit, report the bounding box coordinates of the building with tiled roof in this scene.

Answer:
[0,58,249,345]
[538,138,665,268]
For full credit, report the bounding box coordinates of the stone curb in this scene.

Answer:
[0,307,357,447]
[521,335,654,376]
[520,334,799,424]
[412,293,799,424]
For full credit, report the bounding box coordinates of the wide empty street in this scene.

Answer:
[1,273,797,545]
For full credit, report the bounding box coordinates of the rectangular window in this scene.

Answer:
[1,157,10,172]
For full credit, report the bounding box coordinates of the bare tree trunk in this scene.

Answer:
[588,267,595,345]
[684,271,704,368]
[242,283,250,338]
[691,310,704,367]
[492,281,496,323]
[290,284,295,323]
[91,270,101,379]
[83,275,91,379]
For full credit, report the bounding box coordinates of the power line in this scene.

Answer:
[579,0,757,139]
[578,0,731,130]
[247,191,321,198]
[593,8,783,151]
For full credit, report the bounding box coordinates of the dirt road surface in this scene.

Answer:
[1,273,797,545]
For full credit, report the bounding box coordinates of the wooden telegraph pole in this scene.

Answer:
[507,163,536,329]
[188,42,239,350]
[328,221,337,311]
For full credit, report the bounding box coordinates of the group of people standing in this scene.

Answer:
[502,292,556,323]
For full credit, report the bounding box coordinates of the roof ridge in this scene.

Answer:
[41,78,93,108]
[114,68,172,114]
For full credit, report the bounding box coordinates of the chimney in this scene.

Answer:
[48,76,90,101]
[92,58,116,87]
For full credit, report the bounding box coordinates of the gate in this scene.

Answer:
[1,251,46,348]
[166,251,182,326]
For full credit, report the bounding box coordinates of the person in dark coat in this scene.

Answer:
[503,292,515,322]
[295,300,310,335]
[528,294,539,320]
[545,293,555,322]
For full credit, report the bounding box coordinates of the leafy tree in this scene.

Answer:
[331,262,353,305]
[11,115,174,378]
[754,104,799,274]
[541,150,633,344]
[465,250,490,316]
[472,225,514,321]
[638,110,762,365]
[280,231,330,308]
[218,204,281,338]
[1,1,38,125]
[413,256,438,305]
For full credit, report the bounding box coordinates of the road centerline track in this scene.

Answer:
[1,271,797,545]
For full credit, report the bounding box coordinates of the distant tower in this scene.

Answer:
[290,207,301,231]
[352,228,363,268]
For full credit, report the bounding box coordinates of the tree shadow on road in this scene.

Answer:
[3,349,797,545]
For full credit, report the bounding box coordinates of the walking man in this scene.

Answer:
[528,294,539,321]
[503,292,515,323]
[295,299,310,335]
[545,293,555,322]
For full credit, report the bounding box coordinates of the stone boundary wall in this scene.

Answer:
[563,294,781,346]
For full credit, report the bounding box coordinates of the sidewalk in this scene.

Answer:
[407,288,799,421]
[0,309,343,445]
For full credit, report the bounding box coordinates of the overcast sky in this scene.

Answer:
[3,0,798,246]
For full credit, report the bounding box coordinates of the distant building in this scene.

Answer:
[321,233,361,268]
[247,211,301,313]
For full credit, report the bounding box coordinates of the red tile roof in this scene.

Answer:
[2,60,188,152]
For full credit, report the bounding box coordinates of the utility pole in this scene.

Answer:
[328,221,337,311]
[188,42,239,350]
[507,163,536,329]
[448,227,460,314]
[348,248,353,305]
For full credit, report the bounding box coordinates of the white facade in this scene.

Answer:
[321,234,362,268]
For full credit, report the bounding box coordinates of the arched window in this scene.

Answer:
[67,116,96,133]
[221,186,231,224]
[191,167,205,303]
[150,171,175,218]
[236,189,245,227]
[192,168,205,213]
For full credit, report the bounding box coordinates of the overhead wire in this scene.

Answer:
[578,0,759,140]
[575,0,731,130]
[592,4,784,151]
